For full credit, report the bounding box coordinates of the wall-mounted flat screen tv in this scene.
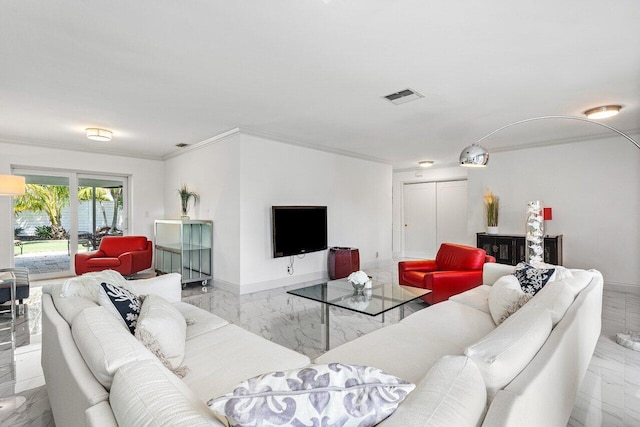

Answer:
[272,206,327,258]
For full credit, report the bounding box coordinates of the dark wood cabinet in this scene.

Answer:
[477,233,563,266]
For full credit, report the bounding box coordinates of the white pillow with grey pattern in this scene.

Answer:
[207,363,415,427]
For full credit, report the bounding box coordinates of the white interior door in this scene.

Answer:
[436,180,469,247]
[402,182,437,258]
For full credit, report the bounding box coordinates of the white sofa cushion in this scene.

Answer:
[378,356,486,427]
[464,304,553,400]
[208,363,415,427]
[483,263,516,286]
[488,275,532,325]
[400,300,496,348]
[135,294,187,372]
[449,285,491,314]
[72,306,155,390]
[562,270,595,295]
[173,302,229,340]
[182,324,311,400]
[127,273,183,303]
[51,292,98,324]
[528,280,575,326]
[110,360,225,427]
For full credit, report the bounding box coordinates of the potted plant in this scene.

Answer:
[178,184,199,219]
[484,190,499,234]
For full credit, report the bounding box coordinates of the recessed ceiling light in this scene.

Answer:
[418,160,434,168]
[584,105,621,120]
[86,128,113,141]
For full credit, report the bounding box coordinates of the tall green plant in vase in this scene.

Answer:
[484,190,499,235]
[178,184,199,219]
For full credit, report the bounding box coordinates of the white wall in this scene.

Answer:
[392,166,468,256]
[163,131,393,294]
[239,133,392,292]
[467,135,640,289]
[0,141,164,267]
[163,133,241,286]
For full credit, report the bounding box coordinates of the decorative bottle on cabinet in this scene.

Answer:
[154,220,213,286]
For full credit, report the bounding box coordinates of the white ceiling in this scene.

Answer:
[1,0,639,169]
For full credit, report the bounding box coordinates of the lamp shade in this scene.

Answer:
[459,144,489,167]
[0,175,25,196]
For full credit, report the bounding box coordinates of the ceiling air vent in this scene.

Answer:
[175,143,189,148]
[383,88,424,105]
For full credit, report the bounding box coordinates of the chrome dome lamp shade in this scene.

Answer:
[459,143,489,167]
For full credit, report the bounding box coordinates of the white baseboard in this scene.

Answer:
[212,271,329,295]
[210,258,396,296]
[604,281,640,295]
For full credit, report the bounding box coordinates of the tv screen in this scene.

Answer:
[272,206,328,258]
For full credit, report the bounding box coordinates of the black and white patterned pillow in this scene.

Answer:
[98,282,141,334]
[208,363,415,427]
[512,263,555,295]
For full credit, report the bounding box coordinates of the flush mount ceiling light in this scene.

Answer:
[583,105,622,119]
[418,160,434,168]
[86,128,113,141]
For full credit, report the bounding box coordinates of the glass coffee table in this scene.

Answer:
[288,279,430,350]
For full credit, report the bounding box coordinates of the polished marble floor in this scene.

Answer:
[4,264,640,426]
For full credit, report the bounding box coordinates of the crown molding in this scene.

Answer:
[0,136,165,161]
[161,127,242,160]
[162,126,392,165]
[239,127,392,165]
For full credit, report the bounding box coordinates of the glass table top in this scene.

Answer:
[287,279,430,317]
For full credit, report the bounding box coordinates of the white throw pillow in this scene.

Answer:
[208,363,415,427]
[488,275,531,325]
[72,306,155,390]
[464,305,553,401]
[483,263,516,286]
[135,294,188,375]
[378,356,486,427]
[61,270,129,302]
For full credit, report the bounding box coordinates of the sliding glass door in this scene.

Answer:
[12,169,128,279]
[77,175,127,251]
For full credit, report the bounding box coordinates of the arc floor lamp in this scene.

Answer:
[459,115,640,167]
[458,114,640,351]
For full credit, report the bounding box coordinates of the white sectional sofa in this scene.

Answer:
[42,264,602,426]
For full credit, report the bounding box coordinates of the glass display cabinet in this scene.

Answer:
[154,220,213,286]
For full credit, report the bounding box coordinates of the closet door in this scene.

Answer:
[436,180,469,248]
[402,182,437,258]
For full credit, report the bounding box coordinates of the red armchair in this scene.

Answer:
[399,243,496,305]
[75,236,153,276]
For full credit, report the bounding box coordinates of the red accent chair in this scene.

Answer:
[399,243,496,305]
[75,236,153,276]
